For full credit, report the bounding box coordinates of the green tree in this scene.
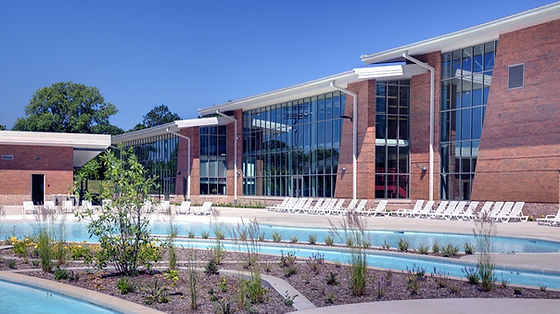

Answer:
[133,104,180,131]
[13,82,123,134]
[0,125,6,130]
[78,147,158,275]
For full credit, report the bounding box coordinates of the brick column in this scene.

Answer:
[226,110,243,198]
[334,80,376,199]
[176,127,200,199]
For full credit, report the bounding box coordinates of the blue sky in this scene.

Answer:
[0,0,555,130]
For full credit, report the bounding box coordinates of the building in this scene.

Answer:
[0,131,111,205]
[111,3,560,209]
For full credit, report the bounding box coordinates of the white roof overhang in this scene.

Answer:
[111,117,229,144]
[361,2,560,64]
[0,130,111,168]
[198,64,426,115]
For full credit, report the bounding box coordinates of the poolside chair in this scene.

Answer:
[267,197,290,211]
[306,198,325,214]
[351,200,368,215]
[62,200,74,214]
[491,202,513,221]
[455,201,479,220]
[328,199,346,215]
[178,201,191,214]
[44,200,56,212]
[432,201,458,219]
[193,201,212,215]
[287,198,307,213]
[318,199,337,215]
[476,201,494,219]
[101,200,112,210]
[22,201,35,214]
[395,200,423,217]
[334,199,358,215]
[501,202,527,223]
[443,201,467,220]
[537,208,560,226]
[81,200,93,212]
[485,201,504,220]
[414,200,435,218]
[157,201,171,214]
[277,198,297,212]
[426,201,447,219]
[299,198,315,213]
[367,200,389,217]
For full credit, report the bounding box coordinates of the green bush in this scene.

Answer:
[37,229,53,272]
[432,242,440,254]
[284,265,297,277]
[398,238,409,252]
[324,236,334,246]
[441,244,459,257]
[205,257,220,275]
[117,277,134,294]
[7,259,16,269]
[308,234,316,245]
[271,232,282,242]
[247,269,266,304]
[289,236,298,243]
[326,272,340,285]
[462,265,480,285]
[54,268,68,280]
[464,242,475,255]
[201,231,209,239]
[417,244,429,255]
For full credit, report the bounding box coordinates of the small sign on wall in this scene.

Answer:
[1,155,13,160]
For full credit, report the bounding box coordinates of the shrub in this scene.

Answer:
[163,269,179,287]
[12,237,32,255]
[479,260,495,292]
[144,277,169,305]
[326,272,340,285]
[258,233,265,242]
[406,276,419,295]
[7,259,16,269]
[432,242,440,254]
[417,244,429,255]
[205,257,220,275]
[398,238,409,252]
[279,251,296,268]
[464,242,475,255]
[239,230,248,241]
[218,276,228,292]
[138,241,162,271]
[345,237,354,247]
[212,240,226,265]
[77,148,158,276]
[117,277,134,294]
[54,268,68,280]
[247,269,266,303]
[308,234,316,245]
[289,236,298,243]
[307,253,324,274]
[271,232,282,243]
[324,236,334,246]
[462,265,480,285]
[382,240,391,250]
[441,244,459,257]
[188,257,198,310]
[214,229,225,240]
[67,242,92,262]
[283,290,298,307]
[37,229,53,272]
[284,265,297,277]
[513,287,522,295]
[201,231,209,239]
[500,276,508,288]
[540,285,547,292]
[168,244,177,270]
[326,292,336,304]
[187,231,195,238]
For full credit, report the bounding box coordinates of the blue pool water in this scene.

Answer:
[3,220,559,253]
[0,280,118,313]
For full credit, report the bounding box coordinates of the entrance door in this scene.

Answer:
[31,174,44,205]
[291,176,303,198]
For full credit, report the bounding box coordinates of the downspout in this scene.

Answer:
[215,111,238,204]
[403,51,435,201]
[330,80,357,201]
[166,128,191,201]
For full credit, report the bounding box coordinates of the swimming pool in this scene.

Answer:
[0,279,118,314]
[2,220,559,253]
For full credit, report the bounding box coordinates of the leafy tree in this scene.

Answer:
[0,125,6,130]
[133,104,180,131]
[78,147,158,275]
[13,82,123,134]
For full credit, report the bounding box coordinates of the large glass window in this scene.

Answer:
[242,91,345,197]
[375,80,410,199]
[440,41,496,200]
[122,134,179,199]
[200,125,227,195]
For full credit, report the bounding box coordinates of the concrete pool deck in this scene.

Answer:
[292,298,560,314]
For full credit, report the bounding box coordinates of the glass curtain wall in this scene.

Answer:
[199,126,227,195]
[122,134,179,198]
[440,41,497,200]
[375,80,410,199]
[242,91,346,197]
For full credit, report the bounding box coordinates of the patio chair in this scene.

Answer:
[306,198,325,214]
[298,198,315,213]
[367,200,389,217]
[537,208,560,226]
[414,200,435,218]
[484,201,504,220]
[81,200,93,212]
[267,197,290,211]
[44,201,56,212]
[426,201,447,219]
[318,199,337,215]
[62,200,74,214]
[443,201,467,220]
[395,200,424,217]
[501,202,527,223]
[327,199,346,215]
[455,201,479,220]
[286,198,307,213]
[491,202,513,221]
[277,198,297,212]
[476,201,494,219]
[22,201,35,215]
[432,201,458,219]
[193,201,212,215]
[334,199,358,215]
[352,200,368,214]
[157,201,171,214]
[178,201,191,214]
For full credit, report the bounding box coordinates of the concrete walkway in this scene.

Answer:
[292,298,560,314]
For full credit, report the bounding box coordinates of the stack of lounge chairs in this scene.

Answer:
[266,197,389,216]
[536,209,560,226]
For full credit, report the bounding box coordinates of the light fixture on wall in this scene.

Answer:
[341,166,346,172]
[421,166,427,172]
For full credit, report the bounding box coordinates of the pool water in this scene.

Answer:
[0,280,118,313]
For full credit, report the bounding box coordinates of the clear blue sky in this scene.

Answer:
[0,0,555,130]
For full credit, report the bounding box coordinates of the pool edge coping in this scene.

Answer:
[0,271,164,314]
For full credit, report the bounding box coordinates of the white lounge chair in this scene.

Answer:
[501,202,527,223]
[476,201,494,219]
[306,198,325,214]
[62,200,74,213]
[492,201,514,221]
[433,201,458,219]
[317,199,337,215]
[157,201,171,213]
[352,200,368,214]
[367,200,389,217]
[426,201,447,219]
[395,200,424,217]
[537,208,560,226]
[456,201,479,220]
[338,199,358,215]
[298,198,315,213]
[328,199,346,215]
[193,201,212,215]
[22,201,35,214]
[44,201,56,212]
[287,198,307,213]
[81,200,93,212]
[443,201,467,220]
[415,201,435,218]
[178,201,191,214]
[485,201,504,220]
[267,197,290,211]
[277,198,297,212]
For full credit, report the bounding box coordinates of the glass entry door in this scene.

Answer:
[291,176,303,198]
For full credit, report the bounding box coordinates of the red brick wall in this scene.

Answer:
[334,80,377,199]
[225,110,243,198]
[408,52,442,201]
[175,127,200,198]
[0,145,74,204]
[471,19,560,203]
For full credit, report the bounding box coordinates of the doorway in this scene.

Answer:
[31,174,44,205]
[291,175,303,198]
